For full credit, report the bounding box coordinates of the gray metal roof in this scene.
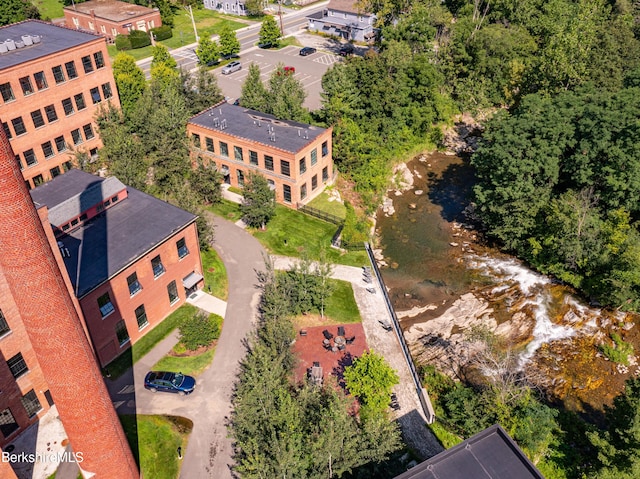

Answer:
[394,425,545,479]
[0,20,100,71]
[188,102,327,155]
[30,170,197,298]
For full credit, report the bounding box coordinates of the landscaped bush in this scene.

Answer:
[115,34,132,51]
[178,312,222,351]
[129,29,152,49]
[151,25,173,41]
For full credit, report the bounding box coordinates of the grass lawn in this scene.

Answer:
[252,205,368,267]
[104,304,197,378]
[324,278,361,322]
[120,415,192,479]
[201,248,228,300]
[307,191,347,220]
[33,0,64,20]
[153,346,216,376]
[206,200,242,222]
[428,421,462,449]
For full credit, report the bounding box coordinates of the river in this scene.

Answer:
[375,152,639,415]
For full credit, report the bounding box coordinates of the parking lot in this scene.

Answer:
[213,44,343,111]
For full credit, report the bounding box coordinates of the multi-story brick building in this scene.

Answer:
[0,20,120,189]
[30,169,204,366]
[187,102,334,207]
[64,0,162,43]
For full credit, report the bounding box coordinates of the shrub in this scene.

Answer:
[115,34,132,51]
[129,30,151,49]
[599,332,634,365]
[179,312,222,351]
[151,25,173,41]
[341,201,370,246]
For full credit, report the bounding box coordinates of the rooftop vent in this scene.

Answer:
[0,43,7,54]
[21,35,33,46]
[15,40,25,49]
[5,39,15,51]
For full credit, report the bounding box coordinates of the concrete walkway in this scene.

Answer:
[186,289,227,317]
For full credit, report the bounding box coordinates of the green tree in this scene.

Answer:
[111,53,147,118]
[219,25,240,56]
[190,157,222,205]
[259,15,281,46]
[150,62,180,90]
[179,312,221,350]
[267,64,308,121]
[343,350,399,419]
[154,0,174,27]
[151,44,178,69]
[240,171,276,228]
[240,63,268,112]
[181,67,224,115]
[0,0,39,25]
[244,0,265,16]
[195,36,219,66]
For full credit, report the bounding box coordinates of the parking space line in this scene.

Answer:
[117,385,135,394]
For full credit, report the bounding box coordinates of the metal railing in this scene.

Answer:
[365,242,436,424]
[296,203,344,225]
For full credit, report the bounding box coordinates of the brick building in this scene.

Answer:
[0,20,120,189]
[64,0,162,43]
[0,121,138,476]
[30,169,204,366]
[187,102,334,207]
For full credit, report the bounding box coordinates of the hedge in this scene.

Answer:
[151,25,173,41]
[115,34,132,51]
[129,29,151,49]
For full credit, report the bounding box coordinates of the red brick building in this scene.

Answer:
[30,169,204,366]
[0,20,120,189]
[187,102,334,207]
[64,0,162,43]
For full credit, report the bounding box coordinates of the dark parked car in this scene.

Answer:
[338,44,354,56]
[144,371,196,395]
[203,58,220,67]
[258,41,274,49]
[299,46,317,56]
[221,52,240,60]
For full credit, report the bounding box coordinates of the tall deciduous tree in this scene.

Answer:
[151,44,178,69]
[259,15,281,46]
[0,0,39,25]
[219,25,241,56]
[240,171,276,228]
[195,36,219,66]
[268,64,308,122]
[240,63,269,112]
[244,0,266,16]
[181,67,224,115]
[111,53,147,118]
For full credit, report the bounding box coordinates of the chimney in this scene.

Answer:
[90,9,96,18]
[0,130,139,477]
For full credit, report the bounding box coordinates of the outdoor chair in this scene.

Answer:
[337,326,345,337]
[345,336,356,345]
[322,329,333,340]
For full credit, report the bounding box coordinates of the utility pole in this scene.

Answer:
[186,5,199,43]
[278,0,284,36]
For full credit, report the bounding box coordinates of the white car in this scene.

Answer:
[221,61,241,75]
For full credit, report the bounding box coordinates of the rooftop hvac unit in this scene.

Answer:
[22,35,33,46]
[0,43,7,54]
[5,39,15,50]
[15,41,25,49]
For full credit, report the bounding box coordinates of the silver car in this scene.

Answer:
[221,61,241,75]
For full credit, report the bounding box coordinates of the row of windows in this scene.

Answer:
[0,52,105,104]
[193,134,328,177]
[58,193,119,235]
[231,167,329,203]
[0,390,43,438]
[23,161,73,190]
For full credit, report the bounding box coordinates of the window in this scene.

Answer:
[167,280,179,304]
[19,76,34,95]
[11,117,26,136]
[280,160,290,177]
[83,123,95,140]
[237,170,244,186]
[63,63,77,83]
[283,184,292,203]
[34,71,47,90]
[94,51,105,69]
[33,174,44,186]
[234,146,243,162]
[115,320,129,346]
[97,292,115,317]
[90,87,101,104]
[63,160,72,171]
[322,166,329,182]
[71,218,79,227]
[62,98,74,116]
[2,122,11,139]
[54,136,67,153]
[81,55,94,74]
[50,166,61,178]
[322,141,328,156]
[127,273,142,296]
[7,353,28,378]
[301,183,307,199]
[220,142,228,157]
[52,65,65,84]
[71,129,83,145]
[0,82,14,102]
[135,305,148,329]
[0,310,10,336]
[89,148,98,159]
[311,148,317,165]
[151,255,165,277]
[31,110,45,128]
[312,174,318,190]
[192,133,201,148]
[205,137,214,152]
[44,104,58,122]
[249,150,258,165]
[299,157,306,174]
[23,149,37,167]
[0,409,19,438]
[264,155,274,171]
[101,82,113,99]
[21,390,42,418]
[74,93,86,110]
[176,238,189,258]
[101,25,106,34]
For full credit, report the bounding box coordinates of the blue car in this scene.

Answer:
[144,371,196,395]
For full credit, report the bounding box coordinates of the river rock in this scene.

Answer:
[397,304,438,319]
[382,197,395,216]
[392,163,414,192]
[414,190,423,195]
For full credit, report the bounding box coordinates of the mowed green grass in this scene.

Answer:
[207,200,243,222]
[252,206,368,267]
[307,191,347,220]
[324,278,361,323]
[120,415,192,479]
[153,347,216,376]
[32,0,64,20]
[201,248,228,300]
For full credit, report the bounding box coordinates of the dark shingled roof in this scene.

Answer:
[30,170,197,298]
[0,20,101,71]
[394,425,545,479]
[189,102,327,155]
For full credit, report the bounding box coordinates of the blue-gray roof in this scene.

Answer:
[189,102,327,155]
[30,170,197,298]
[0,20,100,71]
